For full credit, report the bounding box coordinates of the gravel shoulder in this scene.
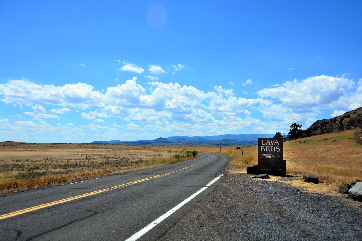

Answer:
[160,173,362,241]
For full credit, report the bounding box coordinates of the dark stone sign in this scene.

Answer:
[257,138,286,176]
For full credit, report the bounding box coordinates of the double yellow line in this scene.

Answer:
[0,158,210,220]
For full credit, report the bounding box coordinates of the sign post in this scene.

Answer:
[257,138,286,176]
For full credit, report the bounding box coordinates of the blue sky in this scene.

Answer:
[1,0,361,143]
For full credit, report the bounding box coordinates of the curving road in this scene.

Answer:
[0,153,229,241]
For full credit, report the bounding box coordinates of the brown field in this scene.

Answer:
[1,130,361,195]
[0,143,199,192]
[214,130,362,194]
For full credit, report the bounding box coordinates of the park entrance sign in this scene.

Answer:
[247,138,286,176]
[258,138,285,175]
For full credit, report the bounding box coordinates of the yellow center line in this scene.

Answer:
[0,157,211,220]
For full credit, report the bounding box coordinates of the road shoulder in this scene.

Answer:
[160,173,362,241]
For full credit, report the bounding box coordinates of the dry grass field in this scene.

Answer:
[1,130,361,195]
[211,130,361,193]
[0,143,199,192]
[283,130,361,185]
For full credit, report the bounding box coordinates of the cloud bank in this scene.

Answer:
[0,75,361,142]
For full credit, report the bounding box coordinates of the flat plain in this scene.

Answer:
[1,130,361,195]
[0,143,198,192]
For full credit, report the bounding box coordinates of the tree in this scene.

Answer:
[273,132,283,139]
[288,123,303,140]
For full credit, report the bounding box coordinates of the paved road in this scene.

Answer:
[0,153,229,241]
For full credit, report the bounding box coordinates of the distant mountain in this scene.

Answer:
[167,134,273,143]
[91,134,273,146]
[304,107,362,136]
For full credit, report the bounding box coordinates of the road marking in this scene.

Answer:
[125,174,224,241]
[0,157,211,220]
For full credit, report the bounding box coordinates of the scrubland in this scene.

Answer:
[1,130,360,193]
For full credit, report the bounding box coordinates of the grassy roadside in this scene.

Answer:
[211,130,361,194]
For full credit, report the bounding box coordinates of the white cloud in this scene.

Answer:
[120,62,144,74]
[257,75,354,111]
[1,74,361,141]
[13,114,23,119]
[0,80,103,109]
[89,111,108,118]
[94,119,105,123]
[24,112,59,120]
[213,86,234,97]
[83,123,117,133]
[288,68,295,71]
[331,110,346,118]
[113,123,122,128]
[172,64,185,74]
[81,112,96,120]
[0,118,90,142]
[0,119,10,130]
[142,82,206,111]
[125,108,171,123]
[144,75,159,81]
[242,79,253,86]
[30,104,46,113]
[127,123,144,131]
[50,108,70,114]
[80,63,85,67]
[105,77,145,106]
[148,65,166,75]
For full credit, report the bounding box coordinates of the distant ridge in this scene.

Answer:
[167,134,272,142]
[304,107,362,137]
[91,134,273,146]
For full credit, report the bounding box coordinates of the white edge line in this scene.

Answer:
[125,174,224,241]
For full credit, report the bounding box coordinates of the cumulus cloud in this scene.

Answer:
[0,80,103,109]
[0,78,270,129]
[1,74,360,141]
[257,75,354,111]
[148,65,166,75]
[105,77,145,107]
[120,62,144,74]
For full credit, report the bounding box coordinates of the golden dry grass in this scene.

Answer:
[207,130,361,194]
[0,143,199,192]
[283,130,361,190]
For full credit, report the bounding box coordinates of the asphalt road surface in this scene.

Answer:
[0,153,229,241]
